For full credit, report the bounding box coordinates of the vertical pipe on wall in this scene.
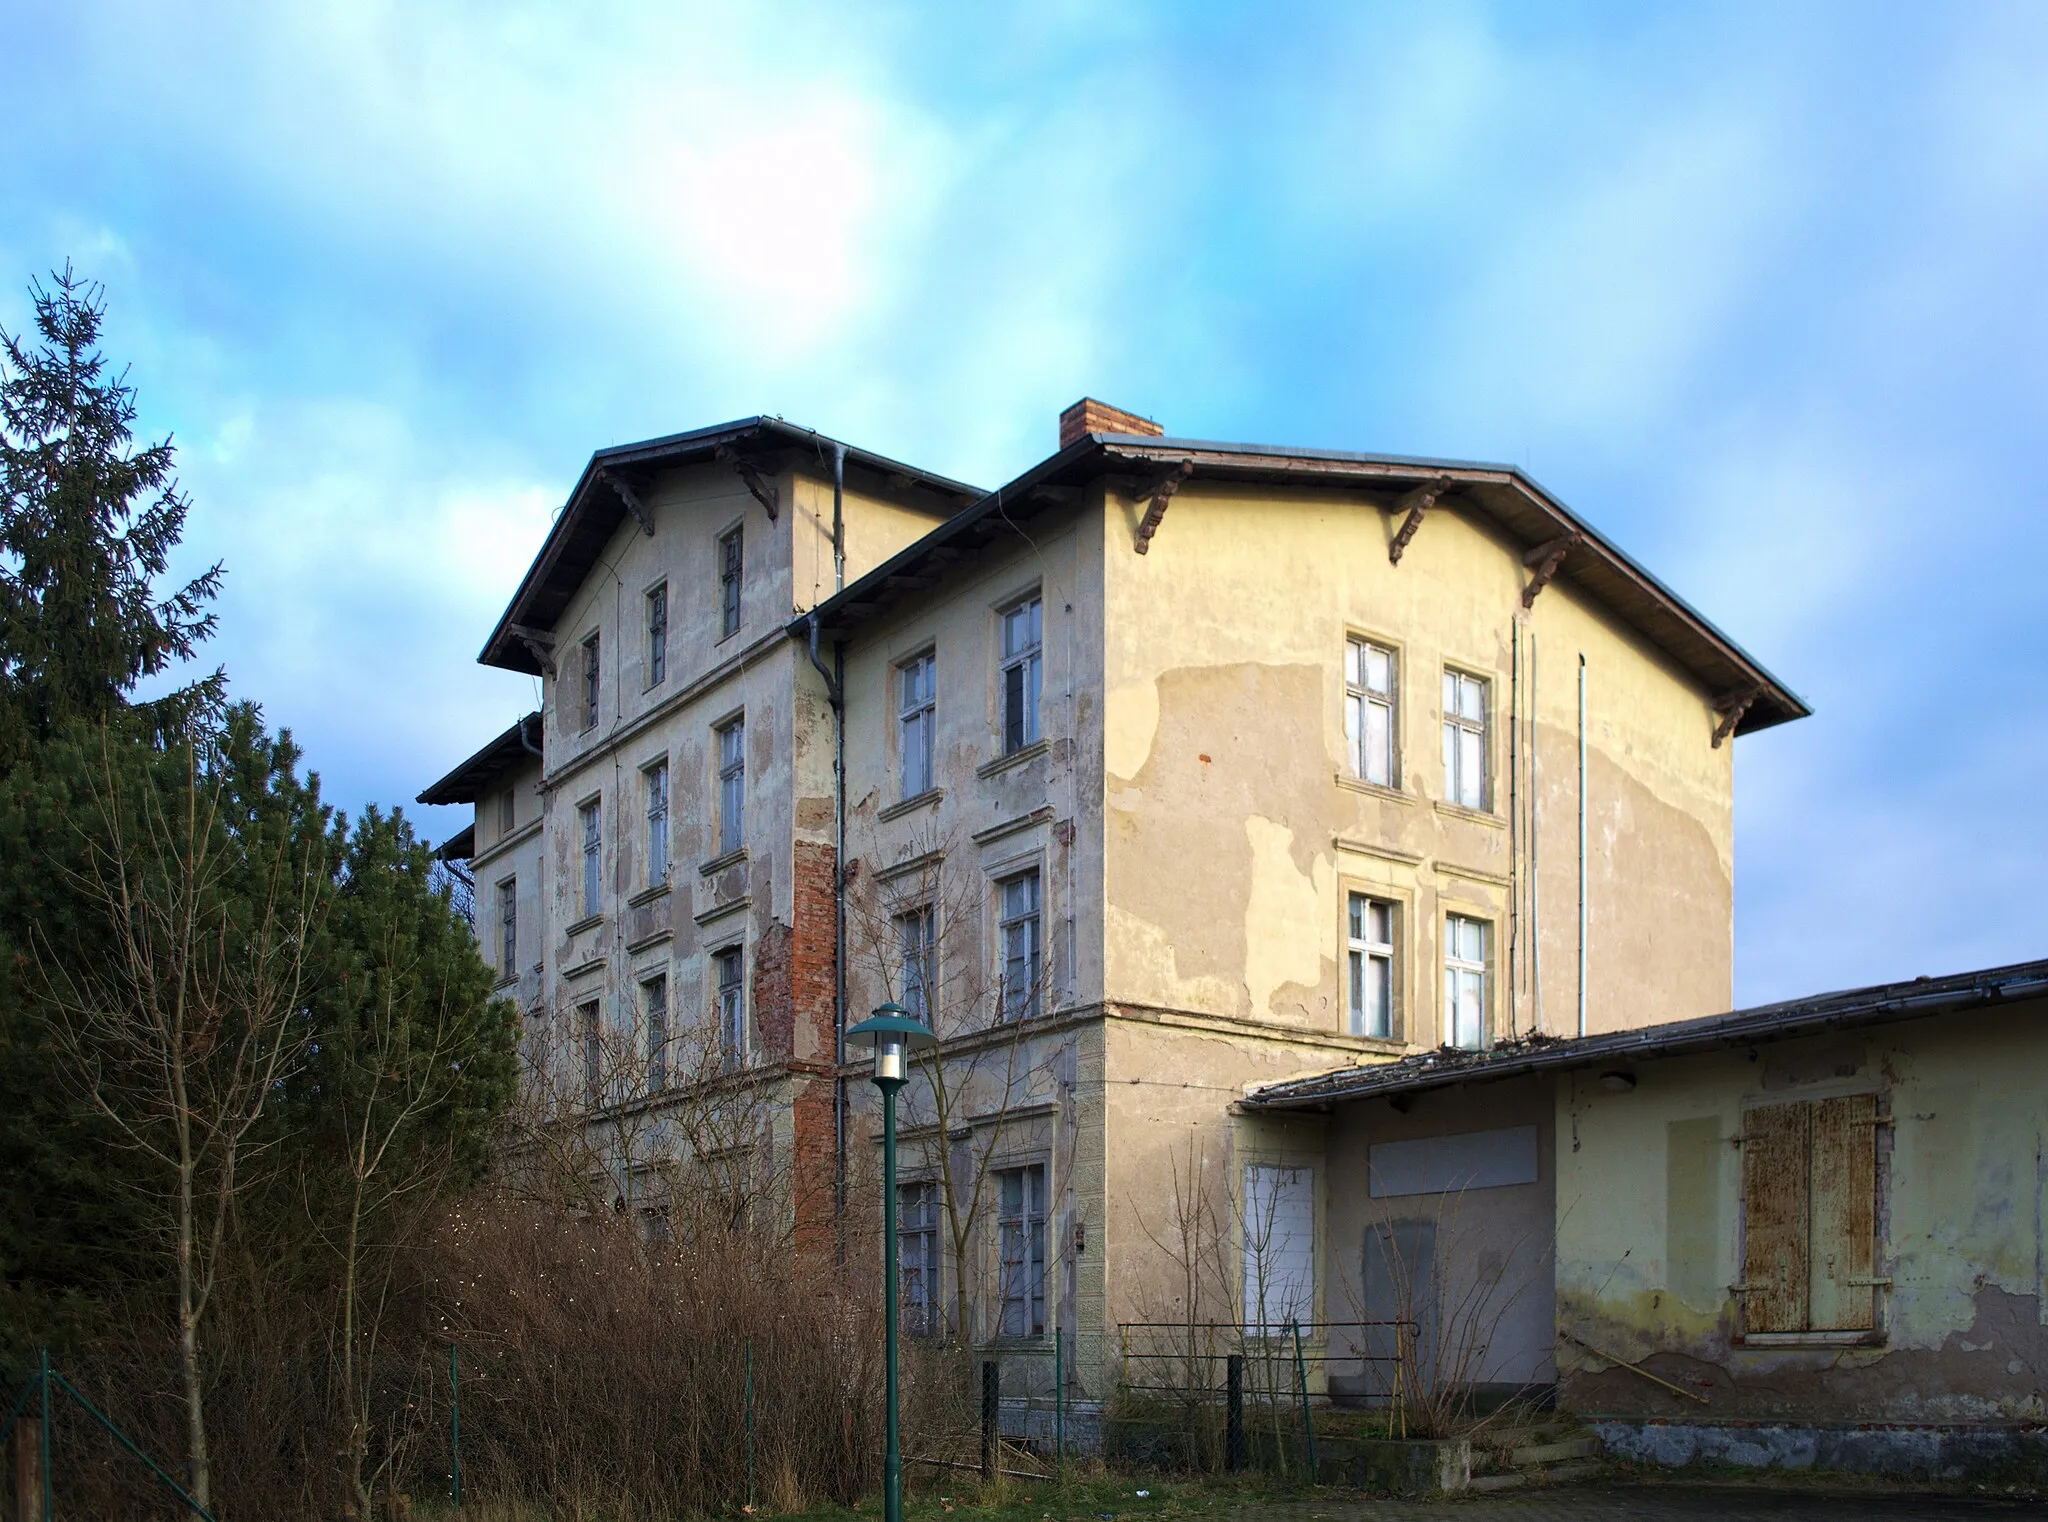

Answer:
[831,443,846,592]
[1577,653,1588,1040]
[1508,619,1520,1038]
[1530,633,1543,1035]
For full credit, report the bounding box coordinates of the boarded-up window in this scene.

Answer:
[1243,1164,1314,1333]
[1742,1095,1877,1334]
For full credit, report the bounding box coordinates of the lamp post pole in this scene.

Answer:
[881,1067,905,1522]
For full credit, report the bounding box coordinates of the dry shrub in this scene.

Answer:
[432,1188,885,1518]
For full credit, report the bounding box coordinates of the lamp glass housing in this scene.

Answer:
[874,1033,908,1083]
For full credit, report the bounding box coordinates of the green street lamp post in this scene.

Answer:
[847,1003,937,1522]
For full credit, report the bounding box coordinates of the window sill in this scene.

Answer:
[566,913,603,936]
[699,847,748,877]
[1735,1330,1885,1349]
[978,738,1049,779]
[1335,773,1412,804]
[628,880,672,907]
[1433,799,1504,828]
[493,972,519,992]
[879,788,944,823]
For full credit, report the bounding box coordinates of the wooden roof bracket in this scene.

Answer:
[1388,474,1453,564]
[1711,686,1761,748]
[598,469,655,536]
[507,622,558,676]
[1520,534,1579,608]
[714,445,780,521]
[1132,460,1194,554]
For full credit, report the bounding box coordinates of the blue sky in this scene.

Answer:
[2,1,2042,1004]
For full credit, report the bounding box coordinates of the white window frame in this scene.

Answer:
[1346,637,1399,787]
[646,581,668,687]
[996,869,1042,1023]
[714,946,746,1071]
[580,631,601,733]
[644,759,670,887]
[1442,668,1489,810]
[1444,913,1490,1050]
[995,1162,1048,1339]
[496,876,517,979]
[1346,893,1395,1039]
[898,650,936,800]
[716,716,745,856]
[642,973,668,1094]
[900,1179,941,1337]
[718,524,744,639]
[578,798,602,920]
[998,595,1042,755]
[896,903,936,1023]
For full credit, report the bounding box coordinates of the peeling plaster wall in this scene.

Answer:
[1554,1000,2048,1424]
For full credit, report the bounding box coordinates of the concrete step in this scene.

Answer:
[1509,1435,1603,1467]
[1541,1458,1607,1483]
[1468,1470,1531,1493]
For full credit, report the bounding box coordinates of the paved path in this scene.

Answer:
[1227,1485,2041,1520]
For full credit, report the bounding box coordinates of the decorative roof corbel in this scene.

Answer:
[598,469,654,536]
[715,445,780,521]
[1520,534,1579,608]
[1388,474,1453,565]
[1711,687,1761,748]
[1131,460,1194,554]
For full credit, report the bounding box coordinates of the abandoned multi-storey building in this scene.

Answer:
[420,398,1804,1412]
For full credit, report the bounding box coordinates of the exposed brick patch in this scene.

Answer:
[751,920,796,1061]
[787,840,841,1254]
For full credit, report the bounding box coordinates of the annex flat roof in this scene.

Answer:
[1243,957,2048,1112]
[481,418,983,675]
[416,712,543,806]
[793,431,1809,736]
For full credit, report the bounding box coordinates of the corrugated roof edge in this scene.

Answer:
[1243,956,2048,1111]
[480,417,985,671]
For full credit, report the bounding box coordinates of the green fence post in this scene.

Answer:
[1290,1324,1316,1484]
[40,1346,52,1522]
[1054,1326,1064,1470]
[745,1336,756,1513]
[449,1343,462,1510]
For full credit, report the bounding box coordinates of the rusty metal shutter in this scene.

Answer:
[1742,1102,1811,1333]
[1809,1094,1877,1331]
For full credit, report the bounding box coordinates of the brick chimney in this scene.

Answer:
[1059,397,1163,450]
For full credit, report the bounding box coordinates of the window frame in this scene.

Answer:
[645,580,668,688]
[577,797,602,920]
[580,630,601,734]
[1441,667,1490,811]
[642,973,669,1095]
[714,945,747,1071]
[994,1161,1048,1340]
[896,902,936,1024]
[644,758,670,887]
[1346,892,1396,1040]
[1345,635,1400,788]
[717,524,744,640]
[998,594,1043,756]
[897,648,937,800]
[899,1178,942,1337]
[715,715,746,857]
[579,999,602,1107]
[496,876,518,980]
[995,868,1043,1023]
[1443,913,1490,1050]
[499,787,516,836]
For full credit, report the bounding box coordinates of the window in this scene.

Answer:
[716,717,745,856]
[499,787,516,836]
[715,947,746,1071]
[900,1180,941,1336]
[644,760,670,886]
[1443,914,1489,1050]
[1346,638,1398,787]
[996,870,1042,1022]
[718,525,744,638]
[995,1163,1047,1338]
[898,651,936,799]
[896,904,935,1022]
[581,631,601,732]
[496,878,517,979]
[578,799,602,919]
[642,974,668,1095]
[1347,894,1394,1039]
[1243,1164,1314,1334]
[646,582,668,686]
[1742,1095,1879,1336]
[1442,669,1488,809]
[580,1000,602,1106]
[999,596,1042,754]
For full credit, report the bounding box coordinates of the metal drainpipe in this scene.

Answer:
[832,443,846,593]
[1531,633,1543,1035]
[807,611,848,1235]
[1577,653,1588,1039]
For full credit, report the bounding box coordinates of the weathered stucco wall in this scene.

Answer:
[1555,1000,2048,1422]
[1099,478,1735,1048]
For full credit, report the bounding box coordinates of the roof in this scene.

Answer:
[1244,957,2048,1112]
[793,431,1809,735]
[416,712,543,806]
[434,823,475,864]
[481,418,983,674]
